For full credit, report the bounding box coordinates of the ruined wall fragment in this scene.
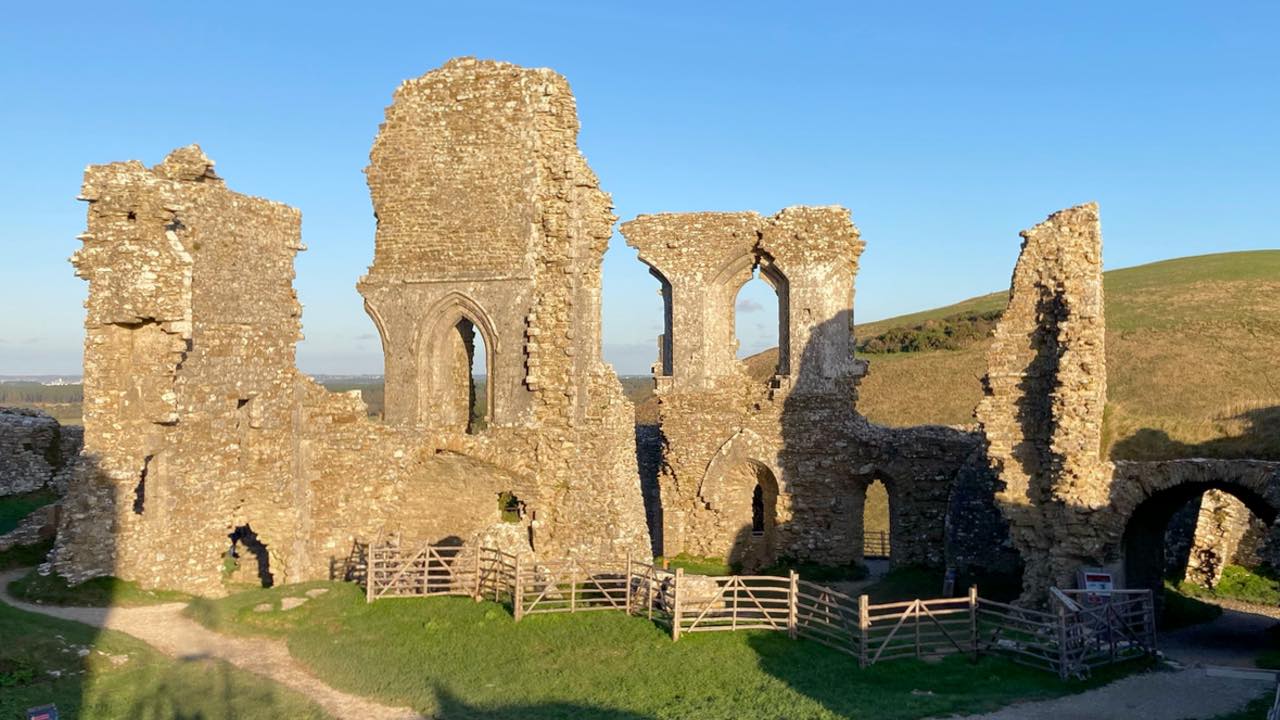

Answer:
[359,58,650,563]
[976,203,1111,597]
[0,407,81,496]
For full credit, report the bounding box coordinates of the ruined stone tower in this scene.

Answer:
[54,59,650,595]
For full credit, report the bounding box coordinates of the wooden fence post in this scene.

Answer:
[513,554,524,622]
[788,571,798,639]
[647,566,655,622]
[624,552,633,614]
[472,540,483,601]
[569,560,578,614]
[672,567,683,641]
[731,578,739,631]
[858,594,869,668]
[366,547,376,604]
[968,585,979,659]
[1056,603,1069,680]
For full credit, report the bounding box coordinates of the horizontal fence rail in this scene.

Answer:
[863,531,891,559]
[362,544,1154,679]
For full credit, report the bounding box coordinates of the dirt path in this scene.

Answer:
[0,569,422,720]
[945,666,1275,719]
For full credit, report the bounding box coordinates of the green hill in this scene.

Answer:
[853,250,1280,460]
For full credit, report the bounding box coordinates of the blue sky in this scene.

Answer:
[1,2,1276,376]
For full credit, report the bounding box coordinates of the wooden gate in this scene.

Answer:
[864,595,976,663]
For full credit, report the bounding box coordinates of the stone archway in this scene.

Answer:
[697,429,785,568]
[1111,460,1280,596]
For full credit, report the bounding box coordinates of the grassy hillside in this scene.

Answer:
[854,250,1280,460]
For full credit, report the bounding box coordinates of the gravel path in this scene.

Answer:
[1162,604,1280,668]
[0,569,422,720]
[943,667,1274,720]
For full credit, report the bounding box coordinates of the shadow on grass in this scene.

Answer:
[435,687,654,720]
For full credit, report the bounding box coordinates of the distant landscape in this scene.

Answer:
[6,251,1277,463]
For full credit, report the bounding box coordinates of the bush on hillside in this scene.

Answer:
[858,310,1003,354]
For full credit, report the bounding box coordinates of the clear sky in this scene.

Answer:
[1,1,1276,376]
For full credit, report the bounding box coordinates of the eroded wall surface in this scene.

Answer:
[622,208,981,570]
[54,58,650,595]
[0,407,81,496]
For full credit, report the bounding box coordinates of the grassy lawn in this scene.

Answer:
[187,580,1140,719]
[0,601,327,719]
[1176,566,1280,608]
[0,489,58,535]
[9,568,193,607]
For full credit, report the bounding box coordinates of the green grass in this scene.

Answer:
[657,554,733,576]
[1213,566,1280,605]
[1176,565,1280,608]
[0,601,327,719]
[9,569,192,608]
[0,489,58,535]
[657,554,868,584]
[188,581,1139,719]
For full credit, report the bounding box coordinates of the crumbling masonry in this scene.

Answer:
[53,59,649,594]
[47,57,1280,601]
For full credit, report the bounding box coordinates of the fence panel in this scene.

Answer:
[366,544,478,600]
[518,557,631,616]
[794,580,860,657]
[676,576,793,635]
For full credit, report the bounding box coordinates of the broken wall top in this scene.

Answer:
[622,206,862,281]
[365,57,610,283]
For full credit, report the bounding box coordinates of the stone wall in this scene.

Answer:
[54,59,649,595]
[0,407,81,496]
[622,208,982,571]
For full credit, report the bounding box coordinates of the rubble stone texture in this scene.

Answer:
[0,407,82,496]
[622,210,987,571]
[54,59,649,595]
[1181,490,1257,586]
[42,56,1280,602]
[977,205,1280,599]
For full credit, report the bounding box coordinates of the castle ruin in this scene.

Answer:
[47,58,1280,602]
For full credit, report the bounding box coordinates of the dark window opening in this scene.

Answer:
[132,454,152,515]
[236,398,249,409]
[127,210,137,221]
[227,524,274,588]
[752,484,765,536]
[451,318,489,434]
[498,491,523,523]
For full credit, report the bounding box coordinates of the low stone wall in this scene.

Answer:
[0,407,82,496]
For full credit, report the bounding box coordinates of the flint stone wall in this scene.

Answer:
[0,407,82,496]
[54,59,650,595]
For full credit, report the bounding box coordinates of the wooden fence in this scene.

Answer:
[363,544,1154,678]
[863,531,891,559]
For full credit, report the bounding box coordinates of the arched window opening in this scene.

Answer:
[226,524,274,588]
[863,479,891,559]
[648,268,673,377]
[751,484,765,535]
[441,318,489,434]
[734,267,780,367]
